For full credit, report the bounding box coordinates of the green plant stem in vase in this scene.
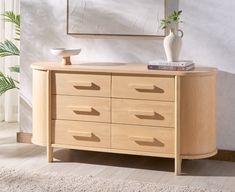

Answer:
[160,10,183,62]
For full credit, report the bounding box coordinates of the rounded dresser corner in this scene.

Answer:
[32,69,48,147]
[180,72,217,158]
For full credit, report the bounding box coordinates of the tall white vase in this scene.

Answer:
[164,30,183,62]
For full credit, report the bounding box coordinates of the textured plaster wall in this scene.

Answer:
[20,0,235,150]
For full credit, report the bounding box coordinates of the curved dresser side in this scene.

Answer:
[180,72,217,159]
[32,69,48,146]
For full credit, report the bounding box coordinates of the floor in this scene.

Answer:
[0,122,235,191]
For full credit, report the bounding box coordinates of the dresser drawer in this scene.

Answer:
[52,95,111,123]
[112,124,174,154]
[52,72,111,97]
[52,120,110,148]
[112,75,175,101]
[112,99,175,127]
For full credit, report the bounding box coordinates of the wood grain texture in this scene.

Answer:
[52,144,175,159]
[112,124,174,154]
[180,74,217,158]
[16,132,32,144]
[14,131,234,162]
[62,56,71,65]
[112,75,175,101]
[31,62,217,77]
[31,65,217,175]
[52,95,111,123]
[3,123,235,191]
[52,120,111,148]
[112,99,175,127]
[174,76,181,175]
[46,71,53,163]
[182,150,217,160]
[32,70,47,146]
[52,72,111,97]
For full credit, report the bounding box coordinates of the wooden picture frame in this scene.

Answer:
[67,0,167,38]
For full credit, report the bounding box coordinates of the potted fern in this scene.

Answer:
[0,11,20,96]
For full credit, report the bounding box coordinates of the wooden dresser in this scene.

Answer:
[31,62,217,175]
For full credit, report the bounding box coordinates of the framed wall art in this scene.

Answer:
[67,0,166,37]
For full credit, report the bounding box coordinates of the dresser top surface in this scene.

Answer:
[31,62,217,76]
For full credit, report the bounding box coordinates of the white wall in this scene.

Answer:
[180,0,235,150]
[20,0,235,150]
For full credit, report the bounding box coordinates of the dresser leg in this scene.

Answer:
[47,146,53,163]
[175,157,182,175]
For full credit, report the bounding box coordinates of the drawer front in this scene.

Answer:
[112,124,174,154]
[112,99,175,127]
[52,95,111,123]
[52,72,111,97]
[112,75,175,101]
[52,120,110,148]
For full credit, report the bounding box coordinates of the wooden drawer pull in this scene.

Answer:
[71,81,100,91]
[129,136,154,143]
[71,81,93,88]
[69,106,92,113]
[128,110,164,120]
[69,106,100,116]
[69,131,92,138]
[71,81,95,90]
[128,110,154,116]
[129,84,164,93]
[129,84,154,90]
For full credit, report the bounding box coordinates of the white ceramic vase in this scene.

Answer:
[164,29,183,62]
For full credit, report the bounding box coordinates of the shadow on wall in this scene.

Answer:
[69,7,151,35]
[69,5,166,63]
[68,0,179,63]
[21,0,65,63]
[217,71,235,150]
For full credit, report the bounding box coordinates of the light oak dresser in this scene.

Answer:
[31,62,217,175]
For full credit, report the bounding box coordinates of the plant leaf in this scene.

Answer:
[160,10,183,30]
[0,40,20,57]
[2,11,20,40]
[9,65,20,73]
[0,72,18,96]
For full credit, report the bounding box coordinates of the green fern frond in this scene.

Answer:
[2,11,20,40]
[0,40,20,57]
[9,65,20,73]
[0,72,18,96]
[2,11,20,26]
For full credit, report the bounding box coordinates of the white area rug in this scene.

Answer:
[0,167,228,192]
